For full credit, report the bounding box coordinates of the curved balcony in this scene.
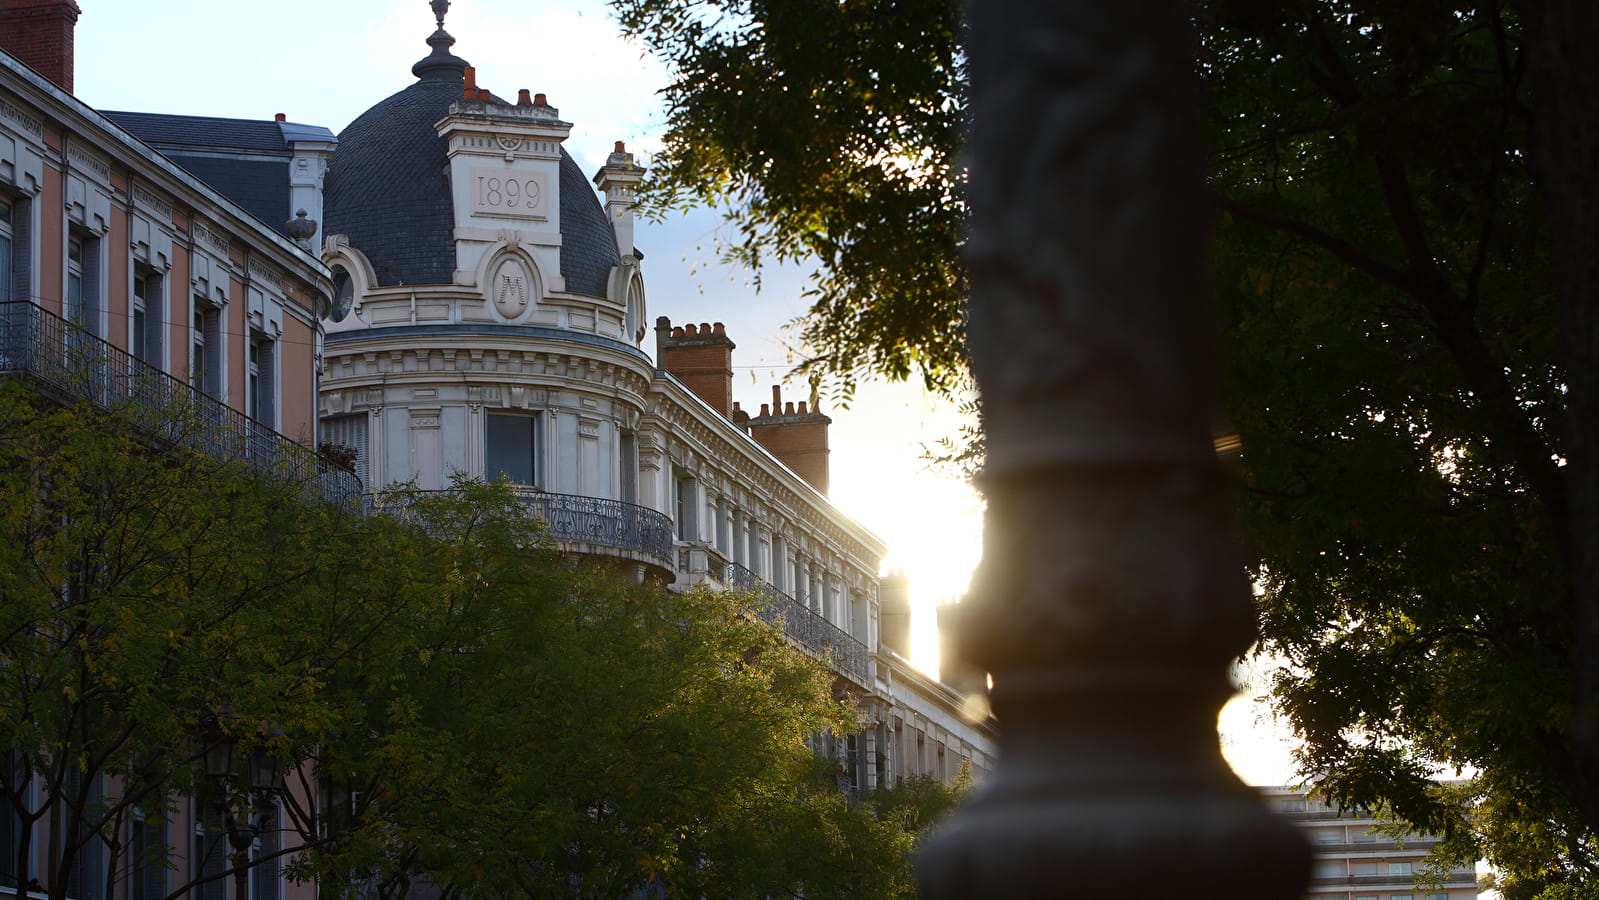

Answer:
[512,489,675,571]
[0,301,361,508]
[724,562,871,686]
[369,487,675,572]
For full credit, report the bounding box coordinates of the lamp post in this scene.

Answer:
[915,1,1311,897]
[201,723,284,900]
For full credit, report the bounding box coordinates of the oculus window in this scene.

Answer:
[329,266,354,322]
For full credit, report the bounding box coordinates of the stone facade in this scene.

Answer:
[313,8,995,797]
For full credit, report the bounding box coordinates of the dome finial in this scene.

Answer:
[412,0,469,81]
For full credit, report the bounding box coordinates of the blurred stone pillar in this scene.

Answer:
[916,1,1311,897]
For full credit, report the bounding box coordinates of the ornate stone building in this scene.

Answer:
[308,4,995,796]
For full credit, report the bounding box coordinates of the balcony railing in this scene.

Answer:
[724,561,871,685]
[0,301,360,506]
[368,487,675,571]
[1309,838,1444,855]
[1307,872,1478,888]
[513,489,674,569]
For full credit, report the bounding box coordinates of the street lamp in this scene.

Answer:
[201,721,284,900]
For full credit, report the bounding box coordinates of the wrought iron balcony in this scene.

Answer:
[512,489,674,570]
[0,301,360,506]
[723,561,871,685]
[368,487,675,572]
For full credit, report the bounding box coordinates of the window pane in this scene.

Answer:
[0,233,10,304]
[486,414,535,485]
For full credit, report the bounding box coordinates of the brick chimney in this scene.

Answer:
[660,318,736,417]
[748,383,831,494]
[936,598,987,695]
[879,570,911,657]
[0,0,83,93]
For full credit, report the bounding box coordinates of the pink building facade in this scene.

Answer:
[1,5,335,900]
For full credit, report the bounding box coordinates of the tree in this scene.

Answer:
[0,379,429,900]
[610,0,1599,893]
[0,383,925,900]
[297,479,919,900]
[1205,1,1594,894]
[609,0,969,395]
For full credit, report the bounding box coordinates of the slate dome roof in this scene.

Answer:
[323,27,619,297]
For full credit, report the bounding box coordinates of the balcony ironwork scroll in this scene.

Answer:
[723,562,870,685]
[368,487,674,571]
[0,301,360,507]
[510,489,674,571]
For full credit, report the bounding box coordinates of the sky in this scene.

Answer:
[68,0,1292,785]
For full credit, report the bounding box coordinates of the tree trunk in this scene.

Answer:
[1516,0,1599,830]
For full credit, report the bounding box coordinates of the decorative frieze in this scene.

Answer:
[0,96,43,137]
[131,183,173,220]
[192,219,230,256]
[247,255,285,289]
[65,142,110,181]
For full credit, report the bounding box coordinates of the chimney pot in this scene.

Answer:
[713,322,725,334]
[672,326,684,336]
[732,401,742,411]
[785,402,795,415]
[274,113,286,122]
[534,92,548,105]
[700,322,711,333]
[615,140,626,152]
[772,385,782,408]
[464,66,476,90]
[798,401,808,414]
[760,403,771,416]
[518,88,532,105]
[685,323,698,335]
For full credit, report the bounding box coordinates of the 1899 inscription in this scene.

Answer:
[471,167,546,217]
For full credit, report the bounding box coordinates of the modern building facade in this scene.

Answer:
[1262,786,1479,900]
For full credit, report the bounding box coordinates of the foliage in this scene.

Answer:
[0,380,425,900]
[294,479,916,900]
[608,0,1593,891]
[0,386,923,900]
[609,0,969,396]
[865,770,971,839]
[1202,0,1586,891]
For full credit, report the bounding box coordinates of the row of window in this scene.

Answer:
[1,191,279,426]
[676,470,869,632]
[0,768,281,900]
